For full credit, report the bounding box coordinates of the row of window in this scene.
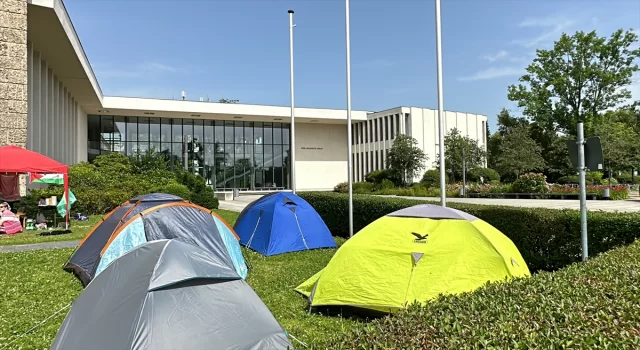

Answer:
[88,115,291,146]
[87,115,292,190]
[351,113,406,145]
[352,149,388,182]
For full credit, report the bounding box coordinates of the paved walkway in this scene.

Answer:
[381,196,640,212]
[0,240,80,253]
[220,193,640,213]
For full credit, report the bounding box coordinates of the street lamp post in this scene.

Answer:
[434,0,446,207]
[288,9,297,194]
[345,0,354,237]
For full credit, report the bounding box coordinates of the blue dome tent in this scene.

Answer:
[234,192,336,256]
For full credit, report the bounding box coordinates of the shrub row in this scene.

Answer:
[298,192,640,272]
[324,238,640,349]
[17,152,218,217]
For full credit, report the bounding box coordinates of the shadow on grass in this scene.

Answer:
[38,230,71,236]
[307,305,388,322]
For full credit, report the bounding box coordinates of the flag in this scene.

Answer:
[30,173,64,185]
[57,189,76,218]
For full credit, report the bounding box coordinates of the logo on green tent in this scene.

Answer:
[411,232,428,244]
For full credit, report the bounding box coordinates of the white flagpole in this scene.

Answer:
[345,0,354,237]
[288,9,297,194]
[435,0,446,207]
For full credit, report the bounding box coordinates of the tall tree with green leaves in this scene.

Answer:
[507,29,640,136]
[488,108,531,170]
[434,128,486,182]
[496,124,546,179]
[496,108,530,135]
[387,134,428,186]
[594,110,640,172]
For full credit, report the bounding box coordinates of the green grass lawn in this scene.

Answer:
[0,216,100,247]
[0,210,359,349]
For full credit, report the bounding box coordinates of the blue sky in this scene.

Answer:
[65,0,640,131]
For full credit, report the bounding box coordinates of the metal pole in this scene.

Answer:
[435,0,446,207]
[462,148,466,197]
[577,122,588,261]
[345,0,354,237]
[288,10,297,194]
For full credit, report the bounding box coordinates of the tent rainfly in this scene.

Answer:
[0,146,70,227]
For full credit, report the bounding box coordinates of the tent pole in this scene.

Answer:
[64,172,69,229]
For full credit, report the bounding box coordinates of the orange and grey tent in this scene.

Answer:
[64,193,247,287]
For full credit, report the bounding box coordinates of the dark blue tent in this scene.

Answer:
[234,192,336,256]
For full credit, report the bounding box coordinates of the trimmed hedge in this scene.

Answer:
[298,192,640,272]
[325,238,640,349]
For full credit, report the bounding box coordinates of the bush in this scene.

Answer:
[174,170,219,209]
[467,167,500,183]
[152,183,192,200]
[298,192,640,272]
[326,238,640,349]
[421,169,447,188]
[353,182,374,194]
[511,173,549,193]
[379,179,395,190]
[556,175,619,186]
[616,172,639,184]
[30,151,219,215]
[334,182,348,193]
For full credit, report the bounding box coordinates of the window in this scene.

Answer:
[390,116,395,139]
[482,121,486,144]
[352,154,356,180]
[375,150,379,170]
[365,151,369,173]
[405,113,410,136]
[374,119,378,142]
[370,152,374,172]
[369,121,373,143]
[384,116,389,140]
[360,152,363,181]
[395,114,400,135]
[87,115,291,190]
[384,149,388,168]
[352,124,356,145]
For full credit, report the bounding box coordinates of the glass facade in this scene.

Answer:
[87,115,291,190]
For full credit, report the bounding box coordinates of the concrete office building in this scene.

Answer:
[1,0,487,192]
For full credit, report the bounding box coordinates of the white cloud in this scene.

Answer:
[483,50,509,62]
[513,16,576,48]
[457,66,524,82]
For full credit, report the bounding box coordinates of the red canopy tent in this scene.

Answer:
[0,145,70,227]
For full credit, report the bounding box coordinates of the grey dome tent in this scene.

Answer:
[51,240,293,350]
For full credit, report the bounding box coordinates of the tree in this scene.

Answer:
[507,29,640,136]
[487,133,502,170]
[594,110,640,173]
[435,128,486,182]
[386,134,428,186]
[496,124,546,179]
[496,108,529,135]
[488,108,531,170]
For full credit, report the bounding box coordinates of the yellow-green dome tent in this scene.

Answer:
[295,204,530,313]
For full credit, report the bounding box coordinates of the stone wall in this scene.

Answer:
[0,0,28,148]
